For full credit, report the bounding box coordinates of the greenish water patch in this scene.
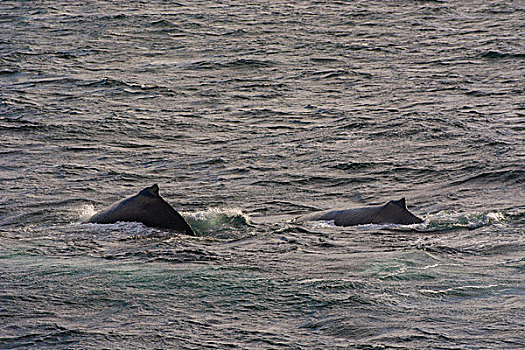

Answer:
[365,251,441,281]
[425,211,506,232]
[183,208,251,238]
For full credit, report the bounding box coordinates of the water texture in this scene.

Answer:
[1,1,524,349]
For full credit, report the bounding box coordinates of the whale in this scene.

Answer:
[84,184,195,235]
[297,198,423,226]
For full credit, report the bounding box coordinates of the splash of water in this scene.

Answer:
[78,204,97,222]
[425,211,506,231]
[183,208,250,237]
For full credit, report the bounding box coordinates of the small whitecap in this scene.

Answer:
[78,204,97,222]
[182,207,250,236]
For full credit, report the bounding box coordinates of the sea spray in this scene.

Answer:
[426,211,506,231]
[78,204,97,223]
[183,208,251,238]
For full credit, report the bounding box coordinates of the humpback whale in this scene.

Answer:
[84,184,195,235]
[298,198,423,226]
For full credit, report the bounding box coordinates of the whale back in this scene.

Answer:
[86,184,195,235]
[298,198,423,226]
[332,207,383,226]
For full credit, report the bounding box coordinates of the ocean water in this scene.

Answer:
[1,0,524,349]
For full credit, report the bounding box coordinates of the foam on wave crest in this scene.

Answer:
[425,211,506,231]
[182,208,250,237]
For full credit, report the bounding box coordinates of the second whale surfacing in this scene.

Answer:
[298,198,423,227]
[84,184,195,235]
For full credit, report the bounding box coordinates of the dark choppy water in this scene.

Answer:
[1,1,524,348]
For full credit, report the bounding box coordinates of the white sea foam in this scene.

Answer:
[78,204,97,222]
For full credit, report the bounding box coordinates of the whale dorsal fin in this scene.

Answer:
[389,198,406,208]
[140,184,160,198]
[150,184,160,196]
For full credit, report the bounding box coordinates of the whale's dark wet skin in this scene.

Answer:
[299,198,423,226]
[85,184,195,235]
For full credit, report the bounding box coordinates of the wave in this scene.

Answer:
[422,211,506,232]
[78,77,158,90]
[479,51,525,59]
[184,58,276,71]
[383,211,510,233]
[450,168,524,186]
[183,208,251,238]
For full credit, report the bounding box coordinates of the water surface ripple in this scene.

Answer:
[1,1,524,349]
